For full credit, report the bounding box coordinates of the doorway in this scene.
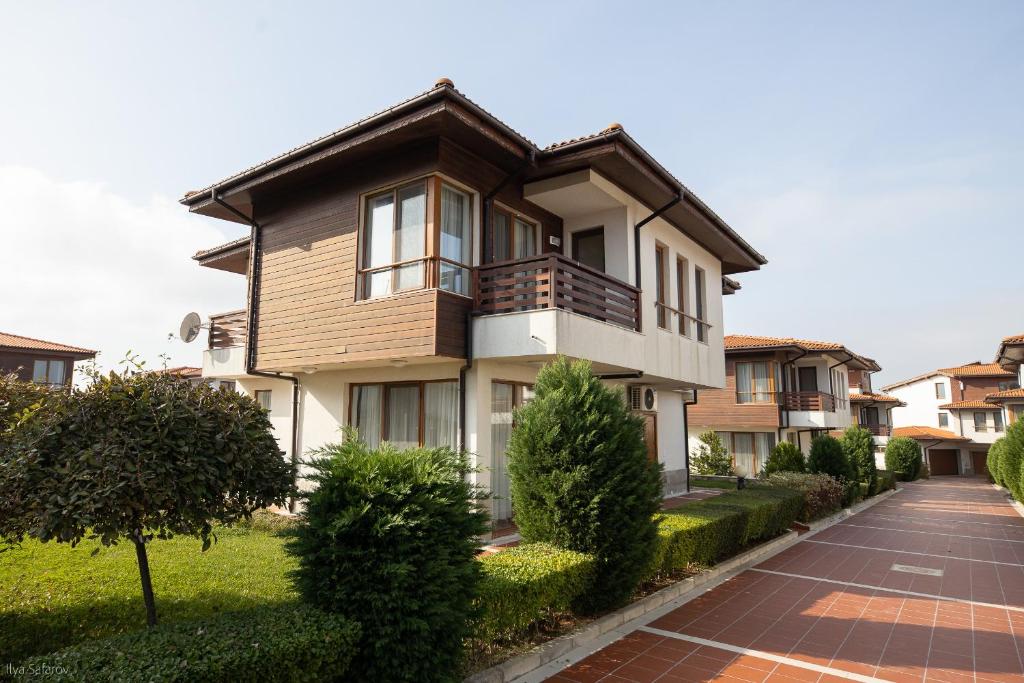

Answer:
[571,227,605,272]
[798,367,818,392]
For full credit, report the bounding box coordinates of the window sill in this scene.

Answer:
[354,287,470,306]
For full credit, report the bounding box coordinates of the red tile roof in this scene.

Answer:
[892,426,969,442]
[1002,333,1024,344]
[154,366,202,378]
[0,331,95,357]
[986,388,1024,402]
[849,392,903,404]
[937,362,1016,378]
[938,400,1002,410]
[724,335,880,370]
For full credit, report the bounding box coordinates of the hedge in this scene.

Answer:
[475,543,595,640]
[765,472,844,522]
[12,605,360,682]
[877,470,897,492]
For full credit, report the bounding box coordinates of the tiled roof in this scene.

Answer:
[938,362,1016,378]
[1002,333,1024,344]
[892,426,969,442]
[154,366,202,378]
[725,335,845,351]
[986,388,1024,402]
[0,331,95,356]
[193,236,249,260]
[938,400,1002,410]
[849,392,903,404]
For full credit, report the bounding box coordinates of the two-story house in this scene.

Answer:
[846,367,904,462]
[884,361,1018,475]
[183,80,766,523]
[990,333,1024,425]
[0,331,96,386]
[686,335,879,475]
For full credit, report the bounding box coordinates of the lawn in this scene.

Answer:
[0,523,297,663]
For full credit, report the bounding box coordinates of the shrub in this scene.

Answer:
[0,370,294,626]
[507,357,662,613]
[885,437,923,481]
[762,441,805,475]
[12,605,360,682]
[877,470,897,492]
[765,472,844,522]
[1006,421,1024,501]
[691,430,734,476]
[475,543,595,640]
[0,372,53,435]
[841,427,877,495]
[289,432,488,682]
[989,439,1005,486]
[808,435,854,481]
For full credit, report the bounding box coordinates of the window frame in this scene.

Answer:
[995,410,1005,433]
[934,382,946,400]
[694,266,708,343]
[973,411,988,432]
[348,379,460,448]
[31,358,66,386]
[717,430,776,475]
[254,390,272,411]
[487,203,541,265]
[675,256,690,337]
[735,360,777,404]
[655,244,668,329]
[937,412,949,428]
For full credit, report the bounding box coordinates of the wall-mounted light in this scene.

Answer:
[390,358,408,368]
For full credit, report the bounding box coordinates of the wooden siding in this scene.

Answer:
[688,352,781,428]
[0,350,76,386]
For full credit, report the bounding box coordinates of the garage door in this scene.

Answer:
[971,451,989,476]
[929,449,959,476]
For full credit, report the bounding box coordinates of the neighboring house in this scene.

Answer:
[990,333,1024,425]
[0,331,96,387]
[846,367,904,465]
[884,360,1018,475]
[153,366,236,391]
[181,79,766,523]
[687,335,880,475]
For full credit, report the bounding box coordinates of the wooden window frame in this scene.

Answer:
[348,379,459,447]
[655,244,668,329]
[254,389,272,411]
[719,431,775,475]
[436,179,475,297]
[32,358,66,386]
[735,361,777,404]
[694,266,708,343]
[675,257,690,337]
[487,204,541,265]
[491,380,535,421]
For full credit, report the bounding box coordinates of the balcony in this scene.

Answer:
[779,391,837,412]
[203,309,247,379]
[861,424,891,436]
[208,309,247,349]
[474,254,641,331]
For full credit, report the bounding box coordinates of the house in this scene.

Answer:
[181,79,766,523]
[686,335,880,475]
[153,366,236,391]
[846,367,904,464]
[883,360,1018,475]
[0,331,96,386]
[989,333,1024,425]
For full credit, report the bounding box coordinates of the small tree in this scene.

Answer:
[289,432,487,682]
[691,430,734,476]
[884,437,923,481]
[0,370,294,627]
[762,441,805,475]
[507,357,662,613]
[807,435,854,480]
[842,426,877,495]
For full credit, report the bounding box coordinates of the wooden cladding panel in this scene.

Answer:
[688,353,781,428]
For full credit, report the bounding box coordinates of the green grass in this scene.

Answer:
[0,525,298,663]
[690,476,738,490]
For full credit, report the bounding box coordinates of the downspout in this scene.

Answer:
[212,190,301,512]
[633,195,682,289]
[682,390,698,493]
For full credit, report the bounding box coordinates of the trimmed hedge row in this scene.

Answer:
[12,605,360,682]
[765,472,844,522]
[475,543,595,640]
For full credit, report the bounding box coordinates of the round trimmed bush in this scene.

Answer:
[807,435,853,480]
[762,441,805,475]
[884,437,923,481]
[507,357,662,613]
[289,432,489,682]
[841,426,877,495]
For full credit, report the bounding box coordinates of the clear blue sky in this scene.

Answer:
[1,1,1021,384]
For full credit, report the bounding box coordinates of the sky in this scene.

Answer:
[1,1,1021,386]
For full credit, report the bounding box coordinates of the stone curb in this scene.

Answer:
[992,483,1024,519]
[464,486,903,683]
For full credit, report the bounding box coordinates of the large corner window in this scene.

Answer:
[32,359,65,385]
[736,361,775,404]
[491,207,539,263]
[351,381,459,450]
[439,185,472,295]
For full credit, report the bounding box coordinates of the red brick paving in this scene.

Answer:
[546,478,1024,682]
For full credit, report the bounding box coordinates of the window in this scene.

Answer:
[694,267,707,342]
[676,257,690,336]
[717,431,775,476]
[439,184,472,295]
[655,245,668,329]
[490,381,534,522]
[736,361,775,403]
[219,380,237,393]
[32,359,65,385]
[974,412,988,432]
[938,412,949,428]
[360,181,427,298]
[995,411,1005,433]
[934,382,946,400]
[254,390,272,411]
[491,207,539,262]
[350,381,459,450]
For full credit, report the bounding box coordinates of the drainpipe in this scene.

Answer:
[682,390,698,493]
[212,190,301,512]
[633,195,682,289]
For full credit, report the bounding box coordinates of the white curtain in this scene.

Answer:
[365,193,395,297]
[490,383,515,522]
[424,382,459,449]
[753,362,772,402]
[736,363,754,403]
[440,186,470,294]
[755,433,775,473]
[513,218,536,258]
[353,385,382,448]
[493,212,510,262]
[387,385,420,449]
[395,184,426,290]
[733,433,755,477]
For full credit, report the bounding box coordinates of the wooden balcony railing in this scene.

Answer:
[209,309,247,349]
[474,254,642,332]
[862,424,891,436]
[779,391,837,412]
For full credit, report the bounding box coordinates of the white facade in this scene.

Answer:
[888,374,951,430]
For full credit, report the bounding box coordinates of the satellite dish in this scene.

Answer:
[179,312,203,343]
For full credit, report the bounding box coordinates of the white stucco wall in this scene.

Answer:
[888,375,950,429]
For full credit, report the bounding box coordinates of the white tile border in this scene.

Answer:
[464,486,901,683]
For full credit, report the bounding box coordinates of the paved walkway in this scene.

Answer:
[545,478,1024,683]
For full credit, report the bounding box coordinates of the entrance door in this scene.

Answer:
[971,451,989,477]
[862,407,880,426]
[572,227,605,272]
[640,413,658,463]
[929,448,959,475]
[798,367,818,392]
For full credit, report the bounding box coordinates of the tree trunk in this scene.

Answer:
[133,532,158,627]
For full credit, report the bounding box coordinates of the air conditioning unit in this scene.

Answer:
[628,385,657,412]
